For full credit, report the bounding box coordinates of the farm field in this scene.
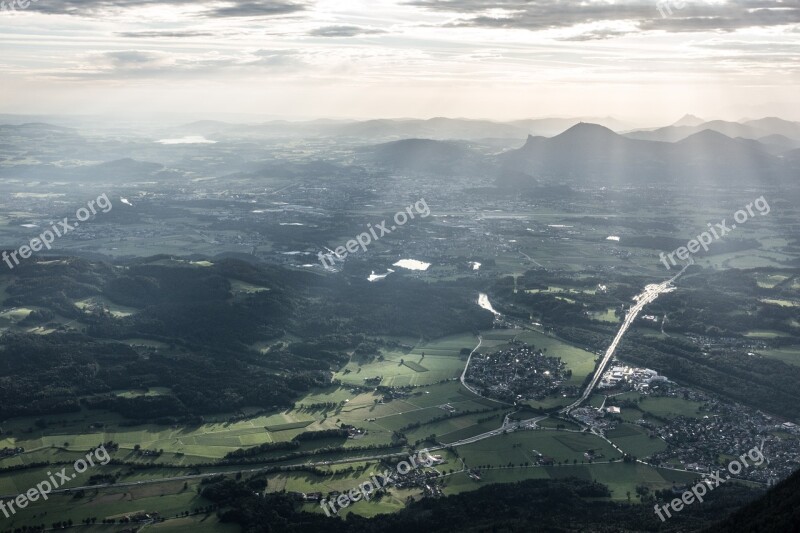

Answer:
[0,293,782,532]
[512,329,598,386]
[0,406,316,465]
[592,308,620,323]
[0,478,215,531]
[606,424,667,458]
[334,333,477,387]
[744,329,793,338]
[456,429,622,467]
[413,412,505,445]
[536,417,583,431]
[759,298,798,307]
[0,378,501,496]
[757,346,800,367]
[615,406,666,427]
[755,273,790,288]
[614,394,704,419]
[150,516,240,532]
[74,296,139,318]
[441,461,699,502]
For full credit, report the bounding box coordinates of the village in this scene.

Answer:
[464,343,576,403]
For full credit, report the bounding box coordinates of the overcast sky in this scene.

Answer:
[1,0,798,124]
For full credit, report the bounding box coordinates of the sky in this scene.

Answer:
[0,0,799,124]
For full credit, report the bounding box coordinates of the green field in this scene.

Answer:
[334,333,477,387]
[151,515,240,532]
[744,329,792,338]
[615,394,704,419]
[0,321,719,529]
[113,387,173,398]
[755,274,789,288]
[264,420,314,432]
[758,346,800,367]
[589,394,606,408]
[0,479,216,531]
[512,329,598,386]
[592,308,620,323]
[74,296,138,318]
[0,407,327,465]
[442,461,699,502]
[536,417,583,431]
[606,424,667,458]
[760,298,798,307]
[402,360,429,372]
[456,429,622,467]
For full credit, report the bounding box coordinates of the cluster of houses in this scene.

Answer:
[289,455,446,504]
[623,386,800,484]
[0,447,24,458]
[685,333,768,352]
[342,424,367,439]
[570,407,617,432]
[465,343,573,402]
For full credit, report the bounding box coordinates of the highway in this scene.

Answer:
[561,260,692,415]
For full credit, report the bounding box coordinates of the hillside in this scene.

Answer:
[708,467,800,532]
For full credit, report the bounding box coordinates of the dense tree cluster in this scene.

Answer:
[198,475,761,533]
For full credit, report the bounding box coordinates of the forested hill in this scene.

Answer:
[0,256,493,421]
[200,475,761,532]
[707,466,800,532]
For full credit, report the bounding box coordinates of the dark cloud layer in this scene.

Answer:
[308,25,387,37]
[207,1,306,18]
[408,0,800,33]
[557,29,635,42]
[29,0,308,18]
[116,30,216,38]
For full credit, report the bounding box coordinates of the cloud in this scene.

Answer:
[205,1,307,18]
[408,0,800,34]
[248,49,308,70]
[27,0,309,18]
[556,29,635,41]
[51,48,309,79]
[308,25,387,37]
[116,30,216,38]
[642,3,800,32]
[103,50,162,66]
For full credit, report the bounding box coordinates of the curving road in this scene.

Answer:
[459,335,482,396]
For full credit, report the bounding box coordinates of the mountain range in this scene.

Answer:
[360,122,798,186]
[501,123,795,186]
[173,116,633,141]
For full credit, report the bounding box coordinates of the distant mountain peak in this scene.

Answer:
[678,128,734,144]
[554,122,619,141]
[672,114,705,127]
